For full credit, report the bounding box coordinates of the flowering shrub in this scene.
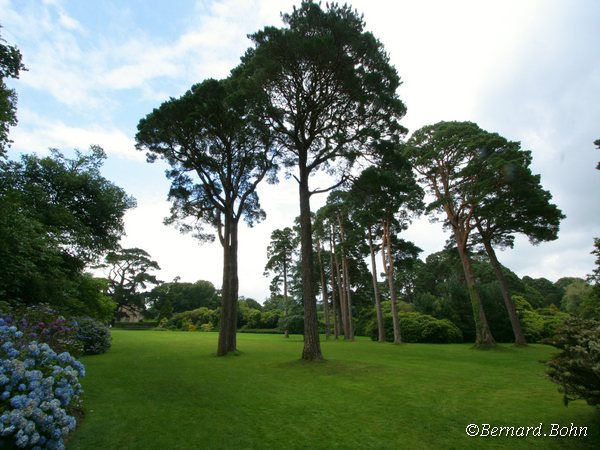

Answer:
[0,317,85,449]
[74,317,112,355]
[0,304,82,356]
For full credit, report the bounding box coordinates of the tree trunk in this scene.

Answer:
[329,236,340,340]
[368,226,385,342]
[338,217,354,340]
[217,217,238,356]
[382,219,401,344]
[333,229,349,339]
[479,231,527,346]
[283,259,290,338]
[299,169,323,361]
[317,239,331,339]
[453,228,496,347]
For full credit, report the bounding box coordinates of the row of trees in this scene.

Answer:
[133,1,577,359]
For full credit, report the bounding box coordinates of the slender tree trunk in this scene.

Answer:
[382,219,402,344]
[329,236,340,340]
[478,230,527,346]
[299,168,322,361]
[338,217,354,340]
[368,226,385,342]
[453,228,496,347]
[333,229,349,339]
[217,216,238,356]
[317,239,330,339]
[283,259,289,338]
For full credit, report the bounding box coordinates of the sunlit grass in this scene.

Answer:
[68,331,599,449]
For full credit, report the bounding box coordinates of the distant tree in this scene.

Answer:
[406,121,496,347]
[136,77,276,356]
[0,26,26,158]
[561,280,597,320]
[264,227,298,337]
[240,1,407,360]
[148,279,219,315]
[102,247,161,322]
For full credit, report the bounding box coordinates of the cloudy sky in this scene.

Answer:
[2,0,599,301]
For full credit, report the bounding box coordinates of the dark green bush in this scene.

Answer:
[75,316,112,355]
[546,319,600,408]
[366,312,463,343]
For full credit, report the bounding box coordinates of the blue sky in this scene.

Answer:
[2,0,599,301]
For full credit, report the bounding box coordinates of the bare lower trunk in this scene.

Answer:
[382,219,401,344]
[283,260,289,338]
[317,239,330,339]
[217,218,238,356]
[333,233,349,339]
[338,218,354,340]
[368,227,385,342]
[480,233,527,346]
[342,254,354,340]
[329,239,340,340]
[299,170,322,361]
[454,229,495,347]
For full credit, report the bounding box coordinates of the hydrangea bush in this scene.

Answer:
[1,304,82,356]
[0,317,85,449]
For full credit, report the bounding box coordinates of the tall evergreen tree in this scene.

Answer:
[406,121,497,347]
[469,140,564,345]
[240,1,406,360]
[136,77,276,356]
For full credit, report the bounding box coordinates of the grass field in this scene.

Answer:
[67,331,599,449]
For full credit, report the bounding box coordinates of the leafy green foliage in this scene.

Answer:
[0,26,26,157]
[74,316,112,355]
[561,280,597,320]
[367,311,463,343]
[546,319,600,407]
[167,307,219,330]
[0,147,134,316]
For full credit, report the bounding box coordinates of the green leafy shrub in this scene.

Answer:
[513,296,570,342]
[200,323,214,332]
[75,316,112,355]
[546,319,600,407]
[366,312,463,343]
[169,307,218,330]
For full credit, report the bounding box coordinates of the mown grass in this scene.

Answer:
[67,331,599,449]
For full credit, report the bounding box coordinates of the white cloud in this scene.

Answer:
[11,109,142,161]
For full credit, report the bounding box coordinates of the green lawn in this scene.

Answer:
[67,331,599,449]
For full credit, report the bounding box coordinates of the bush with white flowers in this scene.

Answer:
[0,317,85,449]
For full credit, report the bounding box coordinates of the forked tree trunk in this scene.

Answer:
[478,229,527,346]
[317,239,331,339]
[382,219,401,344]
[217,217,238,356]
[453,228,496,347]
[368,227,385,342]
[299,168,322,361]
